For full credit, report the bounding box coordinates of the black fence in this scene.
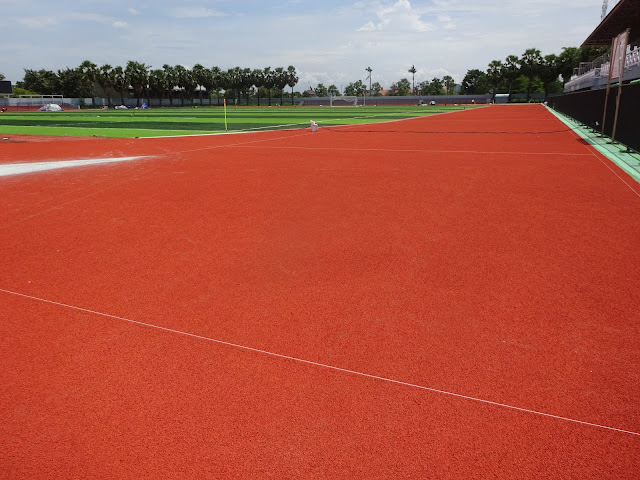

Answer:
[547,82,640,152]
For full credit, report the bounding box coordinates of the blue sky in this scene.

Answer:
[1,0,614,91]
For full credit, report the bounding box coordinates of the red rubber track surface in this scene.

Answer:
[1,105,639,478]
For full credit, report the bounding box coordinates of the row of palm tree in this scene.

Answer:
[78,61,299,107]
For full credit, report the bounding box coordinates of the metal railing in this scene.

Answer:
[566,48,640,91]
[572,52,610,77]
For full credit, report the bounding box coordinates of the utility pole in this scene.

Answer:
[365,66,372,105]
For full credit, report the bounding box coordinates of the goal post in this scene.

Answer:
[329,95,358,107]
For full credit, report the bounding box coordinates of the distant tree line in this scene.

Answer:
[387,73,456,96]
[460,45,609,100]
[307,73,456,98]
[14,61,299,107]
[305,45,608,101]
[9,45,609,106]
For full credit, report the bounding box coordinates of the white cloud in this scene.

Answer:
[357,0,431,33]
[0,0,613,92]
[16,16,59,28]
[69,12,130,29]
[70,12,112,23]
[169,7,226,19]
[358,21,378,32]
[437,14,455,29]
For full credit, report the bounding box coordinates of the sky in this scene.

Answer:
[0,0,617,91]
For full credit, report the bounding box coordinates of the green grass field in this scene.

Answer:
[0,105,479,138]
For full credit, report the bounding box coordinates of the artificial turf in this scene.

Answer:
[0,105,479,138]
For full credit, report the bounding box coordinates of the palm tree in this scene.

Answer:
[263,67,274,106]
[173,65,187,106]
[502,55,520,102]
[274,67,289,105]
[252,68,264,106]
[286,66,298,105]
[519,48,542,101]
[192,64,207,105]
[125,61,149,107]
[200,68,214,106]
[540,54,561,99]
[486,60,503,102]
[163,64,177,106]
[226,67,242,105]
[210,66,224,106]
[181,69,197,104]
[79,60,98,107]
[241,68,254,105]
[217,69,231,106]
[408,65,417,95]
[148,69,169,105]
[111,66,128,105]
[98,64,113,107]
[430,77,444,95]
[442,75,455,95]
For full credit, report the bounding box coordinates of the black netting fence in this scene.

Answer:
[547,83,640,152]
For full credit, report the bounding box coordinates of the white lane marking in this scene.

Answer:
[1,287,638,437]
[545,107,640,198]
[231,145,593,156]
[0,156,147,177]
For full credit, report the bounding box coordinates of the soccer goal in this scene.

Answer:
[329,95,358,107]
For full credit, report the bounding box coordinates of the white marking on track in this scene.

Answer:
[0,156,147,177]
[233,145,593,156]
[1,287,638,437]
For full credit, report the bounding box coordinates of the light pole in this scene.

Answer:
[365,66,372,106]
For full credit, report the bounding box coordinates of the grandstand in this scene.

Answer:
[564,0,640,92]
[548,0,640,152]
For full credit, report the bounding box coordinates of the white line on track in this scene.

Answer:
[1,287,638,437]
[546,108,640,199]
[590,154,640,199]
[137,106,479,139]
[231,145,594,156]
[0,156,147,177]
[166,130,316,154]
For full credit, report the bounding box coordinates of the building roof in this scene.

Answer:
[583,0,640,46]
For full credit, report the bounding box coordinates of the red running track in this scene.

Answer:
[1,105,639,478]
